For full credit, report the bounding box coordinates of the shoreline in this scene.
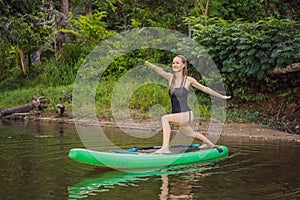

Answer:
[4,113,298,143]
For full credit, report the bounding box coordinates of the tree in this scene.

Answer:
[86,0,92,15]
[57,0,69,48]
[194,0,210,16]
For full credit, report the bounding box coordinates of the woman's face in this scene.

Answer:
[172,57,185,73]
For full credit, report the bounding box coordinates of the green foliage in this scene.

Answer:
[129,84,170,112]
[0,0,299,133]
[233,88,266,102]
[189,0,300,21]
[94,79,212,120]
[226,108,263,123]
[188,17,300,93]
[95,80,115,116]
[1,0,299,92]
[71,11,115,43]
[0,85,73,112]
[102,49,174,80]
[0,89,36,109]
[99,0,195,31]
[198,104,211,120]
[38,85,74,113]
[41,59,76,87]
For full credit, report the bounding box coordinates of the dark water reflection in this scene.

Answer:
[0,121,299,200]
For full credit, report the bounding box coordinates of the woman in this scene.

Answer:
[145,55,231,154]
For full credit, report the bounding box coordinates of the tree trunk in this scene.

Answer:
[197,0,209,16]
[57,0,69,48]
[19,48,28,74]
[1,104,34,116]
[86,0,92,15]
[269,63,300,75]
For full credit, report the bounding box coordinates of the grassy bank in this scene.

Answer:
[0,81,298,134]
[0,78,212,118]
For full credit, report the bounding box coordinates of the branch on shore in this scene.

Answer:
[269,63,300,75]
[0,95,46,117]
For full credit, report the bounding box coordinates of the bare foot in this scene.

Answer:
[153,148,171,154]
[200,144,222,152]
[200,144,209,148]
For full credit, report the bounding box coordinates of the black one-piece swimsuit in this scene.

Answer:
[169,76,191,114]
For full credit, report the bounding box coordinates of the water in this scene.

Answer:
[0,121,299,200]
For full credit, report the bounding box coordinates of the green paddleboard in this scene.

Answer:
[69,145,228,169]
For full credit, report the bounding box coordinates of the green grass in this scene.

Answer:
[1,81,267,125]
[0,79,213,122]
[0,85,74,113]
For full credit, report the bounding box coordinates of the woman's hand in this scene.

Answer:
[145,61,151,66]
[222,95,231,100]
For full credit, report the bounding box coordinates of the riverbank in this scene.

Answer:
[7,113,299,143]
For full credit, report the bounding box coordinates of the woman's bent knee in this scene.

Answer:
[161,115,169,123]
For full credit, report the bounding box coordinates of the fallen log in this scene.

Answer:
[1,103,34,116]
[0,95,46,118]
[4,112,35,121]
[268,63,300,75]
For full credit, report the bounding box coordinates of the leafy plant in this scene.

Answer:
[187,17,300,94]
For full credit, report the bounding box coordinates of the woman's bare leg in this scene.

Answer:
[154,111,222,153]
[154,115,172,154]
[154,112,191,154]
[178,126,215,147]
[179,126,223,152]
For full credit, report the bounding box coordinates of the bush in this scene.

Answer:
[188,17,300,93]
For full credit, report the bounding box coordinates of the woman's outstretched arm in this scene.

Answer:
[189,77,231,100]
[145,61,172,81]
